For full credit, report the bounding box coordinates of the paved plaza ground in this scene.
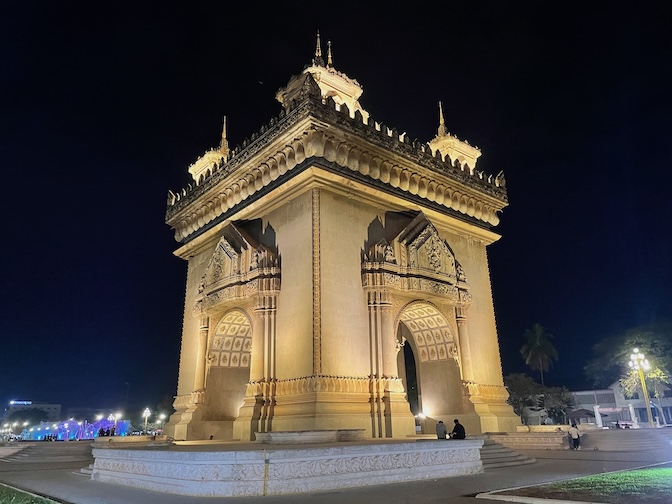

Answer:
[0,440,671,504]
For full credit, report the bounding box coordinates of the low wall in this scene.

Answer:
[487,432,568,450]
[91,439,484,496]
[92,435,172,448]
[516,423,602,433]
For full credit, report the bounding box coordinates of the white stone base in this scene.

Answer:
[91,439,484,496]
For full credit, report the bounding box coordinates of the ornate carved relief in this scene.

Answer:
[193,223,280,316]
[208,310,252,369]
[244,375,405,398]
[398,304,457,363]
[362,213,469,305]
[462,382,509,403]
[173,390,205,411]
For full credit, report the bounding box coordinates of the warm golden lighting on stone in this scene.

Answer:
[164,35,518,441]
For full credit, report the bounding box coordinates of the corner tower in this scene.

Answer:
[164,35,518,441]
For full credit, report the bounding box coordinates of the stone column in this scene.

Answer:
[365,289,414,438]
[194,316,209,390]
[249,308,265,383]
[256,292,278,431]
[593,405,603,428]
[379,292,398,377]
[364,289,398,378]
[629,403,639,428]
[455,306,474,382]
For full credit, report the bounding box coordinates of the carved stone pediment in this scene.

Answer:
[194,224,280,315]
[397,213,460,281]
[362,213,470,303]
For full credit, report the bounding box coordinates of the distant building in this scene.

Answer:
[570,382,672,427]
[3,400,61,422]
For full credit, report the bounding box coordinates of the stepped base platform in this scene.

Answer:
[90,437,484,497]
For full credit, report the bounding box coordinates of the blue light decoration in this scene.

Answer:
[20,419,132,441]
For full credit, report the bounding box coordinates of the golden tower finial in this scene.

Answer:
[327,40,333,67]
[312,31,325,66]
[438,101,447,137]
[219,115,229,157]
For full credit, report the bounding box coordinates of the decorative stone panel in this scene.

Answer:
[91,439,484,496]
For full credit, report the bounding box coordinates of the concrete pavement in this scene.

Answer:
[0,441,671,504]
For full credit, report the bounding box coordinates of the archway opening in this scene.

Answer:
[403,343,419,415]
[397,301,461,422]
[205,309,252,420]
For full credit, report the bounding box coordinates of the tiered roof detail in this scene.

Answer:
[428,102,482,172]
[167,37,507,243]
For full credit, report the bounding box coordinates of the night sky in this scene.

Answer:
[2,2,671,416]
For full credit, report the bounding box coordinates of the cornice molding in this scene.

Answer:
[166,95,508,243]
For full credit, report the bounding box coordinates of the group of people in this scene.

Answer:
[436,418,466,440]
[97,426,116,437]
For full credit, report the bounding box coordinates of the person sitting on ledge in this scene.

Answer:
[436,420,447,439]
[450,418,466,439]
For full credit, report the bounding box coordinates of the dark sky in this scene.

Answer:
[2,2,671,415]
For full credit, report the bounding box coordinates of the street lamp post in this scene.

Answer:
[629,348,655,428]
[142,408,151,434]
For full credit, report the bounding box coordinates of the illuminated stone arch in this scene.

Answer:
[395,300,463,420]
[203,308,254,421]
[396,301,458,364]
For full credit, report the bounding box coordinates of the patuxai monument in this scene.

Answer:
[164,35,519,442]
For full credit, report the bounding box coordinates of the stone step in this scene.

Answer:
[484,457,537,470]
[479,439,535,470]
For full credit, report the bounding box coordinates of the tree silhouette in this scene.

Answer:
[520,323,558,386]
[584,322,672,388]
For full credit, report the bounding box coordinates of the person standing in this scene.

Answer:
[569,422,580,449]
[451,418,466,439]
[436,420,447,439]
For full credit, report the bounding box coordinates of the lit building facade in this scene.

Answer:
[571,382,672,427]
[4,400,61,422]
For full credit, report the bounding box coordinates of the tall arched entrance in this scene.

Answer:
[205,309,253,420]
[396,302,463,426]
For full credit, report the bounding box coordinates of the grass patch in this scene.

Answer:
[500,468,672,504]
[0,483,58,504]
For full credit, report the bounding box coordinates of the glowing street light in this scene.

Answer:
[629,348,655,428]
[114,412,122,426]
[155,413,166,432]
[142,408,151,434]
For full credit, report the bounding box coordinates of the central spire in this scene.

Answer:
[276,34,368,121]
[437,101,447,137]
[312,31,325,67]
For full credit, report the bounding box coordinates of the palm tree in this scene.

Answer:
[520,323,558,387]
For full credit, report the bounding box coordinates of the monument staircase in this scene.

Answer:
[578,427,672,451]
[478,438,536,469]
